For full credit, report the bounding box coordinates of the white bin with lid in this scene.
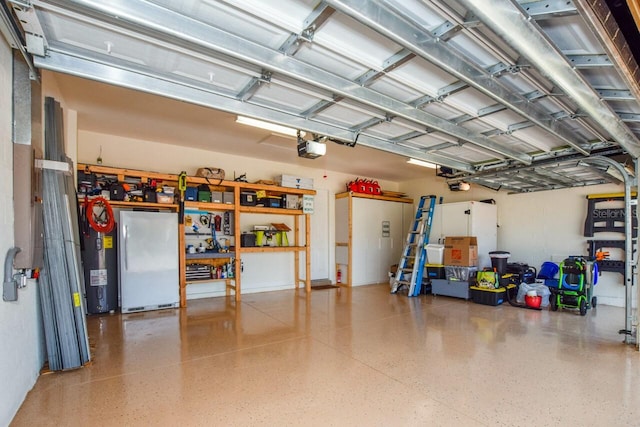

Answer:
[426,244,445,265]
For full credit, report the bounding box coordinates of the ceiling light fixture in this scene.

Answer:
[236,116,303,137]
[407,158,438,169]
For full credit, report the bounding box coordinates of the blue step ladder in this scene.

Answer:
[391,195,437,296]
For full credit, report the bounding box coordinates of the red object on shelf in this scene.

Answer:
[337,268,342,284]
[347,178,381,195]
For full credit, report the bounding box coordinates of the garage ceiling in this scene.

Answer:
[5,0,640,192]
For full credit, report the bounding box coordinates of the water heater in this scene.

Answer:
[82,227,118,314]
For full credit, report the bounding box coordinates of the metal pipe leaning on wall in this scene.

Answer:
[3,247,22,301]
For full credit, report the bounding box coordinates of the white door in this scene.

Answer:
[378,201,403,283]
[353,198,403,285]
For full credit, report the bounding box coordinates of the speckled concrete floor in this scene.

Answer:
[12,284,640,426]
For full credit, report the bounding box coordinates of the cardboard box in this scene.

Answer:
[444,236,478,266]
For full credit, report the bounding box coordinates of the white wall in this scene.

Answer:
[77,130,399,297]
[400,175,630,307]
[0,40,45,425]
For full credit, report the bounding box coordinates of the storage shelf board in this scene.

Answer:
[185,201,234,211]
[239,206,304,215]
[186,278,235,284]
[186,252,235,259]
[335,191,413,203]
[240,246,305,253]
[78,198,179,211]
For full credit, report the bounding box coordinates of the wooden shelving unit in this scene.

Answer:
[78,163,316,307]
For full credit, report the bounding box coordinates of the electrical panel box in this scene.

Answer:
[12,53,43,269]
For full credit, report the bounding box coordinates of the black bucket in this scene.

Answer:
[489,251,510,275]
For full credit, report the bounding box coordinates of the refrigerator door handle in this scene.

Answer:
[124,225,129,271]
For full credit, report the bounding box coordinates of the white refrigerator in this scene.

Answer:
[118,211,180,313]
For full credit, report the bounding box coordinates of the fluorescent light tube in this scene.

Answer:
[236,116,302,137]
[407,158,437,169]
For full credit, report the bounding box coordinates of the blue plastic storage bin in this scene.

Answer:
[538,261,559,279]
[185,187,198,201]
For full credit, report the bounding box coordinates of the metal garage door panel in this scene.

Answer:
[251,83,324,113]
[313,13,403,69]
[444,88,502,116]
[489,134,537,154]
[213,0,318,33]
[37,13,147,66]
[154,0,291,49]
[421,102,470,122]
[560,120,607,142]
[494,73,539,95]
[580,68,633,90]
[536,15,603,53]
[460,119,496,134]
[533,96,575,114]
[446,32,506,69]
[475,109,527,132]
[399,136,451,151]
[14,0,640,194]
[386,0,450,29]
[440,145,498,163]
[390,57,459,96]
[171,56,256,93]
[294,43,368,80]
[367,78,422,104]
[314,103,379,127]
[366,121,417,139]
[510,127,566,152]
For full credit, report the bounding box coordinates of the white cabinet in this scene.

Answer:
[335,192,413,286]
[431,201,497,269]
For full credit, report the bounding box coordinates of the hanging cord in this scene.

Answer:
[80,195,91,238]
[86,196,115,233]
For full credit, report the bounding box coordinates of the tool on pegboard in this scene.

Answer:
[223,211,232,235]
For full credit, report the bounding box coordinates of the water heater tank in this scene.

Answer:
[82,227,118,314]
